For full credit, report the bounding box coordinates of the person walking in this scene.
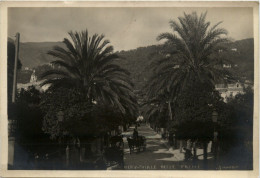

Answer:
[133,126,139,141]
[184,139,193,161]
[192,139,198,160]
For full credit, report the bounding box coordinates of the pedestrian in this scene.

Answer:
[184,139,192,161]
[187,139,192,150]
[133,127,139,141]
[169,133,173,146]
[192,139,198,160]
[173,134,176,148]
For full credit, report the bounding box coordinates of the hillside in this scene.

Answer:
[116,45,163,91]
[116,38,254,90]
[226,38,254,80]
[15,38,254,87]
[19,41,64,68]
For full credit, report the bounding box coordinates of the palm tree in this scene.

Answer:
[146,12,232,102]
[142,91,170,124]
[142,91,170,135]
[41,29,137,116]
[145,12,233,164]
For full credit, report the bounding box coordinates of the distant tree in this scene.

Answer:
[91,104,125,133]
[17,70,33,84]
[142,91,171,128]
[11,86,44,142]
[41,86,135,149]
[172,81,223,158]
[17,86,41,105]
[34,64,55,79]
[218,87,253,169]
[41,87,92,140]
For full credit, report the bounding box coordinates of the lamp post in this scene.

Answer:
[8,33,20,168]
[57,111,69,168]
[212,109,218,169]
[12,33,20,103]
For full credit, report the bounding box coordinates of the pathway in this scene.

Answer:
[122,124,213,170]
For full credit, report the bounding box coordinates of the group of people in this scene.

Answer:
[133,125,198,161]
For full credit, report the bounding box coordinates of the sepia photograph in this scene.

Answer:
[1,2,259,177]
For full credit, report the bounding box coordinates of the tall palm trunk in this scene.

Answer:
[83,78,88,87]
[203,141,208,159]
[179,140,183,153]
[203,141,208,169]
[193,141,197,159]
[168,101,172,120]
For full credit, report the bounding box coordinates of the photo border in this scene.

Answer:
[0,1,259,177]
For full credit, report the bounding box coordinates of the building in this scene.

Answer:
[231,48,237,52]
[172,65,180,69]
[223,64,232,68]
[24,67,31,71]
[47,62,55,69]
[17,70,50,92]
[222,63,238,69]
[215,82,244,102]
[29,70,37,83]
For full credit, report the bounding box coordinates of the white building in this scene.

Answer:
[223,64,232,68]
[17,71,50,92]
[24,67,31,71]
[172,65,180,69]
[215,82,244,102]
[231,48,237,52]
[30,70,37,83]
[47,63,55,69]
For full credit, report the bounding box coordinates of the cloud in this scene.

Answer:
[8,7,253,51]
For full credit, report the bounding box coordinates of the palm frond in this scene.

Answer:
[43,29,136,116]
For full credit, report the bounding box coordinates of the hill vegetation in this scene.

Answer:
[15,38,254,86]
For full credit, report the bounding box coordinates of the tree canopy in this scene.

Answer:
[171,81,222,141]
[143,12,233,128]
[146,12,232,101]
[41,29,137,116]
[40,30,138,139]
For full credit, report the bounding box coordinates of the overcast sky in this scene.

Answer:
[8,7,253,51]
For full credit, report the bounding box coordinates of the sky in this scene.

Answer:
[8,7,254,51]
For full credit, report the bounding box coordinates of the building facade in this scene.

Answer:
[215,82,244,102]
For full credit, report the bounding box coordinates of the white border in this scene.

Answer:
[0,1,259,178]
